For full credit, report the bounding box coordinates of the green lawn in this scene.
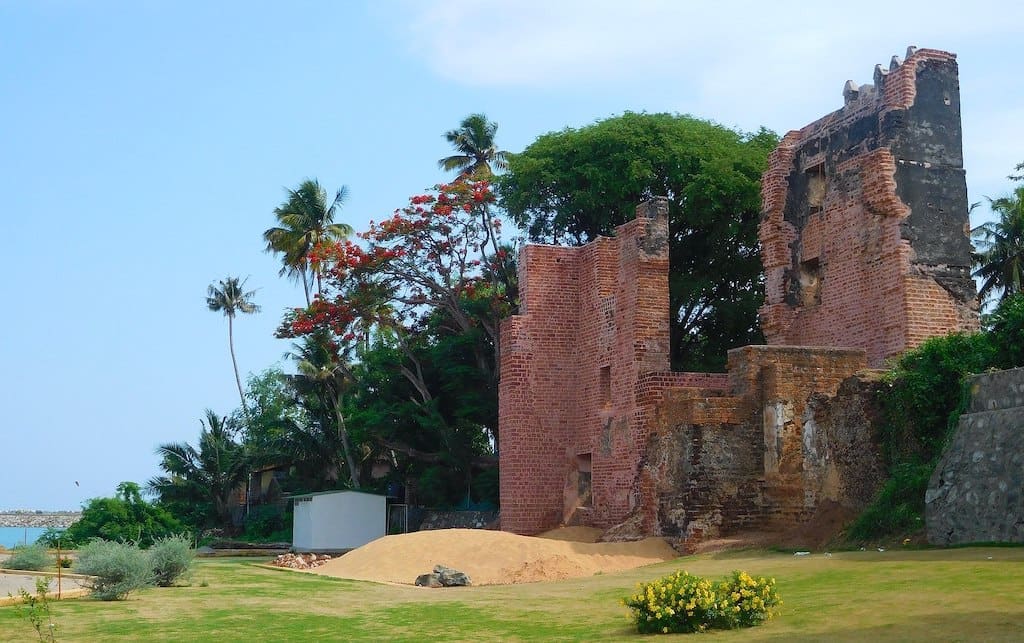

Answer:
[2,547,1022,641]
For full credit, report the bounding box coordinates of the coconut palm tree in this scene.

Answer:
[149,410,250,531]
[438,113,508,178]
[973,185,1024,304]
[207,277,260,416]
[263,179,353,305]
[283,334,362,489]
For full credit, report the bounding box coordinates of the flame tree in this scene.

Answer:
[277,178,515,503]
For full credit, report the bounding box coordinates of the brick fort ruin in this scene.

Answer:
[498,47,978,550]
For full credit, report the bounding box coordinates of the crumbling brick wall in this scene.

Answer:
[760,47,978,367]
[499,198,730,534]
[500,47,975,548]
[605,345,877,550]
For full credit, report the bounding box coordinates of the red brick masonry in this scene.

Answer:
[500,47,977,544]
[760,47,977,366]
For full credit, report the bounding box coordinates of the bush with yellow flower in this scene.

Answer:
[623,569,781,634]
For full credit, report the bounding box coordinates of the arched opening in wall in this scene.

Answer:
[576,453,592,508]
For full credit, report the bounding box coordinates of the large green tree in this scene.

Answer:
[973,184,1024,304]
[263,179,353,305]
[55,482,183,548]
[207,276,260,416]
[498,112,777,371]
[439,113,509,178]
[149,410,251,532]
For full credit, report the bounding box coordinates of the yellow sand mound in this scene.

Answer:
[312,528,677,586]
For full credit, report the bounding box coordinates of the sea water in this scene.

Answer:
[0,526,50,549]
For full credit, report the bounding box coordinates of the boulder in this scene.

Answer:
[414,573,443,587]
[414,564,472,587]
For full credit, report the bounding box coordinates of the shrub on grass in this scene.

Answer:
[4,543,52,571]
[148,534,194,587]
[846,462,933,542]
[75,540,153,600]
[623,570,781,634]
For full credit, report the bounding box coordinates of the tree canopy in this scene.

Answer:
[439,113,509,178]
[148,411,250,532]
[497,112,778,370]
[58,482,183,548]
[264,179,353,305]
[973,182,1024,304]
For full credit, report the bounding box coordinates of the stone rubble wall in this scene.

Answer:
[926,367,1024,545]
[605,347,885,551]
[0,512,80,529]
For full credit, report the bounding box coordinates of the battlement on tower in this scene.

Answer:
[759,47,978,366]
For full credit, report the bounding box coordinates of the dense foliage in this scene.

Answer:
[498,112,777,370]
[849,293,1024,541]
[149,412,250,533]
[973,184,1024,304]
[624,570,781,634]
[274,177,512,505]
[58,482,183,548]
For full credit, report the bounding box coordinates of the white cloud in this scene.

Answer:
[398,0,1023,199]
[401,0,1024,91]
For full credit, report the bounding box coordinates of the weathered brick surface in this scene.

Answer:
[606,345,872,550]
[500,198,692,533]
[760,47,978,367]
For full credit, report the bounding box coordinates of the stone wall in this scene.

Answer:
[759,47,977,367]
[926,367,1024,545]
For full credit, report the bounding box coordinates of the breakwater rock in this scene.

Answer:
[0,512,81,529]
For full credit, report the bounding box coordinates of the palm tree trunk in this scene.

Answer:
[228,316,250,418]
[301,267,312,307]
[334,394,361,489]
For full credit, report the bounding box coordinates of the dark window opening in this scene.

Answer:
[576,453,592,508]
[807,165,826,214]
[799,258,822,307]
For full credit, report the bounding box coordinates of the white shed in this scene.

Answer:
[291,490,387,552]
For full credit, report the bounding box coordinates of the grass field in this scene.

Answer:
[2,547,1022,641]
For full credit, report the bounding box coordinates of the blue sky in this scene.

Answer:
[2,1,1021,510]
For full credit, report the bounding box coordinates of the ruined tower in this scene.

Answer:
[760,47,978,367]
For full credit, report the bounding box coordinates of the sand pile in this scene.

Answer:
[311,527,677,586]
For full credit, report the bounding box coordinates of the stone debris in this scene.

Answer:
[270,553,332,569]
[414,564,471,587]
[0,512,81,529]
